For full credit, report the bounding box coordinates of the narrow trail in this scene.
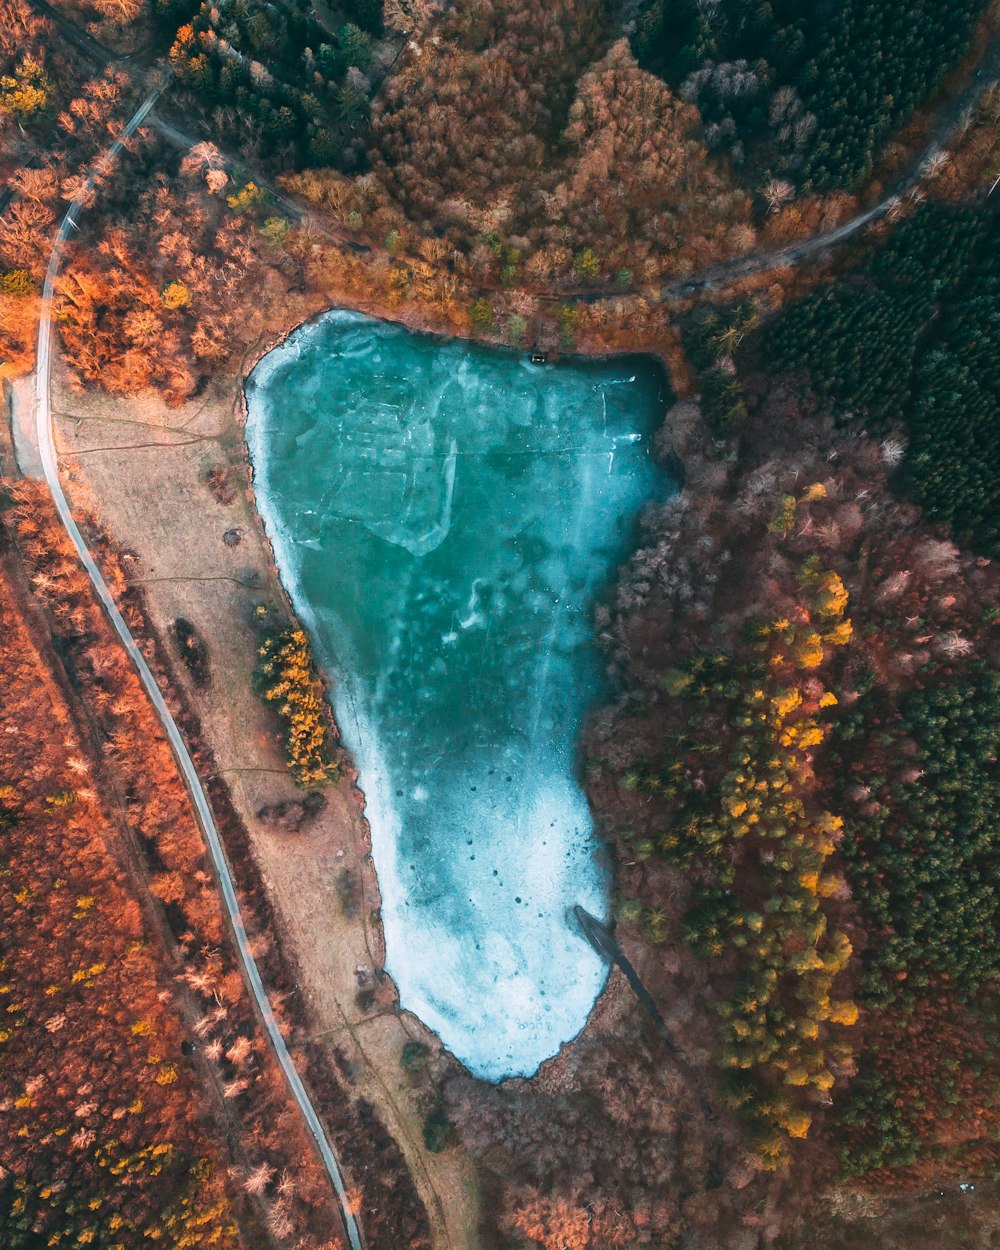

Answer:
[32,87,367,1250]
[148,112,371,253]
[17,9,1000,1249]
[26,0,114,66]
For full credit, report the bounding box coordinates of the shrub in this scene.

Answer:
[422,1103,452,1152]
[401,1041,430,1071]
[161,280,191,310]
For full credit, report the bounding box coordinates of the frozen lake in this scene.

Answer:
[245,311,675,1079]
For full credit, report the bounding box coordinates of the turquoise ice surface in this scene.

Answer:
[245,311,675,1079]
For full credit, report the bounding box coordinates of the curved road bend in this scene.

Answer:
[551,28,1000,304]
[33,88,366,1250]
[26,28,1000,1238]
[23,0,1000,300]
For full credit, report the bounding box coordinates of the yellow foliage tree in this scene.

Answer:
[226,182,265,214]
[256,629,338,786]
[781,1109,812,1139]
[161,280,191,310]
[0,56,51,118]
[826,999,860,1026]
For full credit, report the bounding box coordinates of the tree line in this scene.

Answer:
[165,0,384,170]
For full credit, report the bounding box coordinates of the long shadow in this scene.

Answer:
[571,904,723,1132]
[572,904,677,1051]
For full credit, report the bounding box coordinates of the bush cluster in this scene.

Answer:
[255,628,338,787]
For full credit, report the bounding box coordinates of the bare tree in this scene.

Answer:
[762,178,795,213]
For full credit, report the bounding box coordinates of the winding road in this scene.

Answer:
[32,87,366,1250]
[19,0,1000,307]
[593,26,1000,302]
[17,8,1000,1247]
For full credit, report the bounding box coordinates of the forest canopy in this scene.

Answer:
[633,0,989,190]
[761,202,1000,556]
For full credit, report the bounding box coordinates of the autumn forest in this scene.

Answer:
[2,0,1000,1247]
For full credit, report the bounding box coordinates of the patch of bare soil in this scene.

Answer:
[51,358,483,1250]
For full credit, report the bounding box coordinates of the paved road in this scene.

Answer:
[32,87,366,1250]
[26,0,113,66]
[543,28,1000,305]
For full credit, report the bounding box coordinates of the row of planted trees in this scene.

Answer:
[254,624,340,787]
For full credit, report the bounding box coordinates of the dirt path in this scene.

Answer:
[24,0,1000,310]
[51,368,483,1250]
[148,34,1000,312]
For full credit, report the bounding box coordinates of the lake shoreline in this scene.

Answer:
[49,346,484,1250]
[232,305,683,1086]
[241,307,677,1081]
[50,296,680,1250]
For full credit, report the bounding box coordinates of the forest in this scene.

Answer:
[633,0,990,190]
[6,0,998,403]
[437,370,999,1245]
[487,203,999,1237]
[0,492,312,1249]
[161,0,756,287]
[603,426,993,1165]
[431,171,999,1242]
[0,481,432,1250]
[2,0,1000,1246]
[165,0,384,169]
[762,201,1000,556]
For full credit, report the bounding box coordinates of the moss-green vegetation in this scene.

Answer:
[165,0,382,168]
[620,549,857,1167]
[421,1102,452,1153]
[400,1042,430,1073]
[831,667,1000,1003]
[681,300,758,438]
[825,661,1000,1178]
